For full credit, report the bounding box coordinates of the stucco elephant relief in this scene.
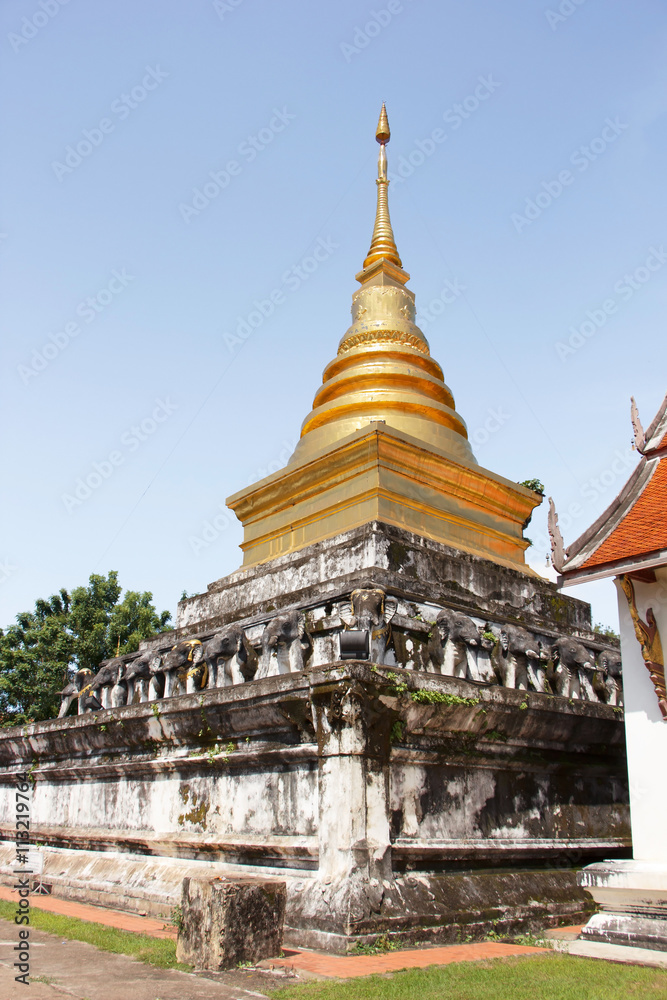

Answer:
[58,668,95,717]
[427,609,495,682]
[150,638,206,699]
[257,611,311,678]
[593,647,623,706]
[338,584,397,664]
[124,652,156,704]
[89,657,128,709]
[203,624,258,688]
[549,637,595,700]
[493,625,549,691]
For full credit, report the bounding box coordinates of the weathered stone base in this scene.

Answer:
[287,869,594,952]
[0,663,630,951]
[176,875,286,969]
[578,860,667,952]
[0,519,630,952]
[0,842,273,920]
[0,842,592,952]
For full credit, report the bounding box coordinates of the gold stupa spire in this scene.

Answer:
[226,106,542,576]
[285,103,474,471]
[363,104,402,270]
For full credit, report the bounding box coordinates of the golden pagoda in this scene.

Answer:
[228,106,541,571]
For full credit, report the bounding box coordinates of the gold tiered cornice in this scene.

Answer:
[227,107,542,572]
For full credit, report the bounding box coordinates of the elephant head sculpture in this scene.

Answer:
[58,668,94,717]
[429,608,494,682]
[494,625,548,691]
[258,611,311,678]
[338,583,397,664]
[204,624,258,688]
[90,658,127,709]
[151,638,206,699]
[549,637,595,700]
[124,652,155,704]
[593,647,623,705]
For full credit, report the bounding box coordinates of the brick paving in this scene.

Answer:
[266,940,548,978]
[0,884,176,939]
[544,923,585,940]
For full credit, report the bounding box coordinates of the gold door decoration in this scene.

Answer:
[619,575,667,720]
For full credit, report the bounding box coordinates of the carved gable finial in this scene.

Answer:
[547,497,566,572]
[631,396,646,453]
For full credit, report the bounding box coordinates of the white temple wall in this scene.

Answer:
[1,765,319,842]
[615,566,667,863]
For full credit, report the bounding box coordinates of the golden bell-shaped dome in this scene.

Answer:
[289,105,475,468]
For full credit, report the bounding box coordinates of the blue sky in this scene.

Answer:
[2,0,666,632]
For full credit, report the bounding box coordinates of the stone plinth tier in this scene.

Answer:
[174,520,591,638]
[0,662,629,950]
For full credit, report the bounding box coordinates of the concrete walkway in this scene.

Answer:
[560,938,667,969]
[0,919,276,1000]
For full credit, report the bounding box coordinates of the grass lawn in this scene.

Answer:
[269,954,667,1000]
[0,900,187,970]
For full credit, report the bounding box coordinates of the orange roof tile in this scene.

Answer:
[579,456,667,569]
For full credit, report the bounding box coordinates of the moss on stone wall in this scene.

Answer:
[178,788,209,829]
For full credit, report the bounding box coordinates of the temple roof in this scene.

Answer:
[559,392,667,584]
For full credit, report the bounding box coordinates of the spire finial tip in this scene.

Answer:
[376,103,390,144]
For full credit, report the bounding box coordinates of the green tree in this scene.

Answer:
[0,572,171,726]
[0,590,73,726]
[108,589,172,657]
[68,572,123,673]
[593,622,620,643]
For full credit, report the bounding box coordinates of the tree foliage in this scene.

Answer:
[0,572,171,726]
[593,621,620,643]
[518,478,545,496]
